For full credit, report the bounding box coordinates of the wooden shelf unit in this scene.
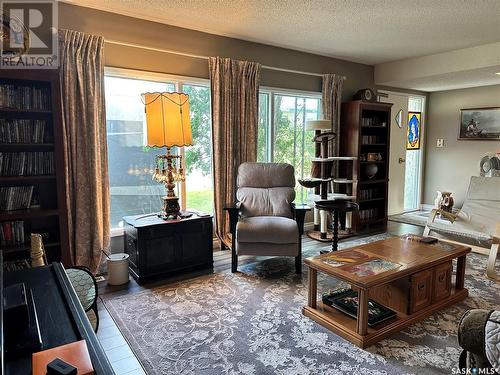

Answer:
[0,70,70,265]
[340,100,392,233]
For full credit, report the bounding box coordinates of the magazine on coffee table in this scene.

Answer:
[341,258,401,277]
[321,250,370,268]
[322,289,397,327]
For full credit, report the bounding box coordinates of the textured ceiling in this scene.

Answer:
[381,66,500,92]
[61,0,500,65]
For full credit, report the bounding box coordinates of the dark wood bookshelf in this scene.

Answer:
[340,100,392,233]
[0,175,56,183]
[0,69,70,266]
[359,179,388,185]
[359,217,387,225]
[360,125,388,129]
[0,143,55,151]
[2,241,60,255]
[359,197,385,203]
[0,108,52,114]
[0,208,59,221]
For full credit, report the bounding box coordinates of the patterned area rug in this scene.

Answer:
[103,234,499,375]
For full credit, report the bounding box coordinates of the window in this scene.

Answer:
[105,71,212,231]
[258,90,321,201]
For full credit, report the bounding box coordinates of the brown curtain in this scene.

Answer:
[208,57,261,246]
[322,74,344,177]
[59,29,110,274]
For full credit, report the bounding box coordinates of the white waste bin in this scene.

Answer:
[107,253,130,285]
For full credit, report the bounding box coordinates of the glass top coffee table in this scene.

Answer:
[303,235,471,348]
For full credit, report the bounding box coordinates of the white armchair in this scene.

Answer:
[424,176,500,280]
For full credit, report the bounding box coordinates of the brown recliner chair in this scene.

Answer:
[225,163,310,273]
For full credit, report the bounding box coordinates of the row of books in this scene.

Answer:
[0,119,48,143]
[359,188,383,201]
[0,84,51,110]
[0,220,25,246]
[0,185,34,211]
[359,208,380,221]
[361,135,384,144]
[0,152,54,176]
[361,117,386,127]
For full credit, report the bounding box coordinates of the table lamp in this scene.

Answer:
[142,92,192,219]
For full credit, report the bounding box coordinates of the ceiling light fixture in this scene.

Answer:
[496,72,500,76]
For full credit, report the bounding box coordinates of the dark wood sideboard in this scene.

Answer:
[123,214,214,283]
[2,262,114,374]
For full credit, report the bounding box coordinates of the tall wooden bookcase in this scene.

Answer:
[340,100,393,233]
[0,69,70,265]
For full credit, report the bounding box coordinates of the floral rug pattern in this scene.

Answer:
[104,235,500,375]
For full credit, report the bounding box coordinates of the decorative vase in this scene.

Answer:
[365,163,378,179]
[30,233,46,267]
[440,192,454,213]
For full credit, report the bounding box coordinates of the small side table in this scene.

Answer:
[123,213,213,283]
[315,200,359,253]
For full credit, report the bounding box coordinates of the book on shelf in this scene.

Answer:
[0,84,51,111]
[0,152,54,176]
[0,220,25,246]
[0,119,47,143]
[361,117,386,127]
[0,185,34,211]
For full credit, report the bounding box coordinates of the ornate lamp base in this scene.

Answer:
[160,196,181,220]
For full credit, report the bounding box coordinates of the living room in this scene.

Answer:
[0,1,499,374]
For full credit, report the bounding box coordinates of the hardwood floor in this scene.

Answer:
[96,222,424,374]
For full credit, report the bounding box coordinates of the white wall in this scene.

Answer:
[423,85,500,206]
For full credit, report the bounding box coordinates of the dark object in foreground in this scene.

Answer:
[322,289,397,327]
[47,358,77,375]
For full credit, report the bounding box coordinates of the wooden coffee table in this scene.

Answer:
[303,235,471,348]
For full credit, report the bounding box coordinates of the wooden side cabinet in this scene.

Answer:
[123,214,213,283]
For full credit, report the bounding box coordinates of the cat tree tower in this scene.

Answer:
[299,120,357,242]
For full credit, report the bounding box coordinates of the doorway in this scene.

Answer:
[379,91,426,215]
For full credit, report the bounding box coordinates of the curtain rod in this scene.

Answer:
[105,39,347,80]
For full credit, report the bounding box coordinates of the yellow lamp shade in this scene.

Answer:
[142,92,192,147]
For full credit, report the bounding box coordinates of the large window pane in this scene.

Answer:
[105,75,213,230]
[272,94,320,201]
[105,76,175,229]
[257,93,270,162]
[182,84,213,214]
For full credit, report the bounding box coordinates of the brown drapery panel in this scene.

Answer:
[322,74,344,176]
[208,57,261,246]
[59,29,110,274]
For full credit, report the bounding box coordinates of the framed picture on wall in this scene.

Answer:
[459,107,500,140]
[406,112,421,150]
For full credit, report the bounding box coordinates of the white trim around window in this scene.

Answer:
[105,66,210,86]
[260,85,322,99]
